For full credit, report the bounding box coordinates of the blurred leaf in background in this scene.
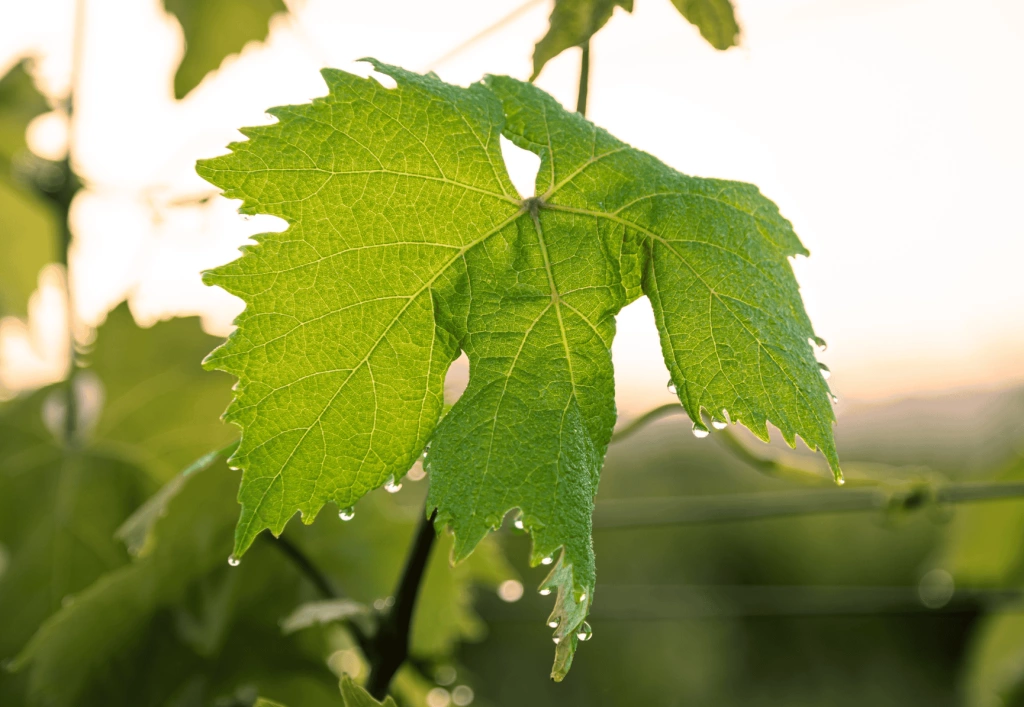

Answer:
[532,0,739,79]
[13,423,515,706]
[0,304,233,703]
[164,0,286,98]
[0,60,58,318]
[943,454,1024,706]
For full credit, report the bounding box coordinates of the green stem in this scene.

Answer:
[576,40,590,115]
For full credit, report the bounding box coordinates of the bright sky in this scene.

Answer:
[1,0,1023,414]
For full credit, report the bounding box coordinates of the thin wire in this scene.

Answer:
[425,0,546,71]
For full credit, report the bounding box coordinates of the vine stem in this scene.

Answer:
[576,40,591,115]
[270,535,339,600]
[57,0,87,446]
[366,507,439,699]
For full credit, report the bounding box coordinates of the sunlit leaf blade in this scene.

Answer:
[669,0,740,50]
[489,75,839,473]
[340,676,398,707]
[0,60,58,317]
[531,0,738,80]
[197,61,837,678]
[164,0,285,99]
[531,0,632,80]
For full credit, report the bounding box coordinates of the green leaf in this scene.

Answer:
[164,0,286,99]
[197,61,836,679]
[255,700,290,707]
[0,306,233,702]
[280,598,370,634]
[531,0,739,80]
[0,60,58,317]
[87,303,236,481]
[532,0,632,80]
[668,0,740,50]
[340,676,398,707]
[11,447,239,706]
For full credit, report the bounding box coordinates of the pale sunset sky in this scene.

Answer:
[1,0,1022,416]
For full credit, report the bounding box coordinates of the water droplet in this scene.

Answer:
[384,475,403,493]
[422,443,431,458]
[576,621,593,641]
[667,379,677,395]
[580,592,587,602]
[819,363,831,380]
[539,588,551,596]
[552,636,561,644]
[836,475,846,486]
[711,419,727,430]
[228,555,240,567]
[692,423,710,439]
[548,618,559,628]
[830,394,839,405]
[514,518,524,530]
[339,507,355,521]
[541,556,553,565]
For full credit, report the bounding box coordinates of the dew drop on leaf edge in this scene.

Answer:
[548,618,560,628]
[514,518,524,530]
[228,555,240,567]
[539,588,551,596]
[711,419,727,430]
[384,475,402,493]
[576,621,593,641]
[667,379,677,395]
[541,556,553,565]
[692,423,710,439]
[339,507,355,521]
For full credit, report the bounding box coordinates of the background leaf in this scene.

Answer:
[164,0,286,99]
[0,60,58,318]
[531,0,739,79]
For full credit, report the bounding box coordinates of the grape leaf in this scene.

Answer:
[0,305,232,703]
[341,676,398,707]
[0,60,58,317]
[164,0,286,99]
[15,445,512,705]
[197,61,837,678]
[532,0,739,80]
[88,303,236,481]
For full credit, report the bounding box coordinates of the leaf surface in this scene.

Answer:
[340,676,398,707]
[164,0,285,98]
[198,61,836,678]
[532,0,739,79]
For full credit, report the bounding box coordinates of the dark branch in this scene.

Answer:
[270,534,339,600]
[366,506,439,699]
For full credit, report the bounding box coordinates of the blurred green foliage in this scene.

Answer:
[164,0,285,98]
[0,60,58,317]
